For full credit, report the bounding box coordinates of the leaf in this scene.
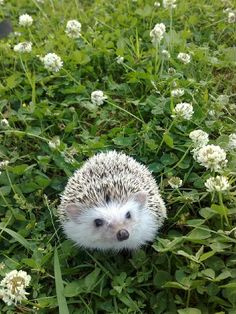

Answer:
[153,270,172,288]
[187,227,211,240]
[176,250,198,263]
[211,204,228,216]
[84,268,101,292]
[22,258,39,269]
[119,295,139,311]
[163,281,189,290]
[0,225,32,251]
[64,281,84,297]
[163,132,174,148]
[201,268,215,279]
[35,175,51,188]
[178,308,201,314]
[220,282,236,289]
[54,248,69,314]
[9,164,29,175]
[186,219,205,226]
[175,270,191,287]
[20,182,40,193]
[0,186,11,195]
[6,73,22,89]
[160,153,178,166]
[135,5,152,17]
[199,250,216,262]
[215,270,232,282]
[72,51,91,65]
[113,136,134,146]
[153,237,184,252]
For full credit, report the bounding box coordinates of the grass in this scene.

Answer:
[0,0,236,313]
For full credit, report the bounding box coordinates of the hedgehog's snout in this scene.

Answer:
[117,229,129,241]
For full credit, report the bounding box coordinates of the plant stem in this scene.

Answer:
[155,119,175,155]
[62,68,81,85]
[154,42,160,75]
[106,100,144,124]
[218,192,229,227]
[186,289,191,308]
[19,56,36,105]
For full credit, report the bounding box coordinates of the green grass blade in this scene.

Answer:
[54,247,69,314]
[0,225,33,251]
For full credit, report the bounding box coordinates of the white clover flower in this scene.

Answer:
[189,130,209,148]
[14,31,22,37]
[161,49,170,58]
[150,23,166,44]
[154,1,161,7]
[177,52,191,64]
[48,137,60,150]
[194,144,227,171]
[0,160,9,169]
[91,90,107,106]
[0,0,4,5]
[228,12,236,23]
[168,177,183,189]
[208,109,217,117]
[19,14,33,27]
[116,55,124,64]
[0,118,9,128]
[163,0,177,9]
[228,133,236,149]
[205,176,230,192]
[65,20,81,38]
[0,263,5,270]
[0,270,31,306]
[13,42,32,53]
[216,94,229,105]
[171,88,184,97]
[40,53,63,72]
[171,102,194,120]
[168,67,176,75]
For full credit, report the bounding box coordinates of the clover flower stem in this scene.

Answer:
[218,192,229,227]
[32,1,48,19]
[106,100,144,124]
[19,56,36,105]
[172,204,186,220]
[28,28,38,47]
[123,63,136,72]
[162,145,193,175]
[80,34,90,45]
[135,28,141,60]
[6,170,17,195]
[154,42,160,75]
[186,289,191,308]
[2,129,49,143]
[61,68,80,85]
[169,8,173,50]
[156,119,175,155]
[159,58,164,77]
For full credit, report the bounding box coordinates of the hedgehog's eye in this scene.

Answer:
[94,219,104,227]
[125,211,131,219]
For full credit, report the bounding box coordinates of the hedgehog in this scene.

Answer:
[58,151,166,251]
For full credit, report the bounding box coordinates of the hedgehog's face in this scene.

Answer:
[63,191,158,251]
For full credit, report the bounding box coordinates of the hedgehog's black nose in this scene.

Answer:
[117,229,129,241]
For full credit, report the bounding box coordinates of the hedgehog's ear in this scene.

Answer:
[65,203,81,220]
[130,191,147,209]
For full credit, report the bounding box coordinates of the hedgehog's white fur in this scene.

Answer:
[58,151,166,251]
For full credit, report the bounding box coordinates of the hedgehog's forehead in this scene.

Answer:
[91,201,138,220]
